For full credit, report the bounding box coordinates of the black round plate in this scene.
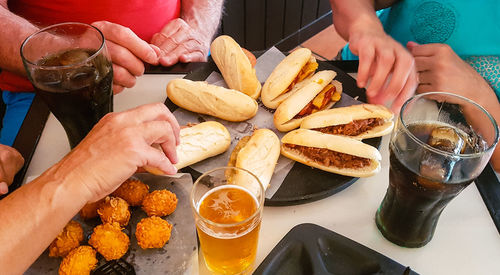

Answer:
[165,56,381,206]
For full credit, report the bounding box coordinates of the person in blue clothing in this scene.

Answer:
[329,0,500,172]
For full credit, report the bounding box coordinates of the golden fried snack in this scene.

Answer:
[88,222,130,261]
[141,189,178,217]
[112,178,149,206]
[135,216,173,249]
[49,220,84,258]
[97,196,131,226]
[79,199,104,220]
[58,245,97,275]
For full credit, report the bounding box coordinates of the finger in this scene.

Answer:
[125,102,180,142]
[142,145,177,175]
[179,51,206,63]
[407,43,441,57]
[416,71,434,85]
[159,50,183,67]
[92,21,158,64]
[414,56,434,72]
[106,41,145,76]
[357,45,376,88]
[158,29,191,54]
[113,84,125,94]
[139,121,178,168]
[112,64,136,88]
[366,48,395,97]
[382,51,414,100]
[0,182,8,195]
[392,67,418,113]
[416,83,435,94]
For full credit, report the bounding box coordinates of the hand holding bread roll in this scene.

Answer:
[167,78,258,122]
[210,35,261,99]
[144,121,231,174]
[273,70,341,132]
[226,129,281,190]
[261,48,318,109]
[281,129,381,177]
[300,104,394,139]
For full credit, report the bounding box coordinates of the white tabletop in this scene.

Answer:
[24,74,500,275]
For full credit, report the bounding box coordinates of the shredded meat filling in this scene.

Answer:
[313,118,384,136]
[284,143,371,169]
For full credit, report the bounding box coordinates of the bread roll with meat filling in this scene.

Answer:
[144,121,231,174]
[261,48,318,109]
[210,35,261,99]
[226,129,280,190]
[300,104,394,139]
[273,70,342,132]
[167,78,258,122]
[281,129,381,177]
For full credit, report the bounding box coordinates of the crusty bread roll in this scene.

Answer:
[281,129,381,177]
[166,78,258,122]
[210,35,261,99]
[226,129,281,190]
[300,104,394,140]
[273,70,340,132]
[144,121,231,174]
[261,48,318,109]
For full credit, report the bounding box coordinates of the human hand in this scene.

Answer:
[0,145,24,195]
[407,42,496,106]
[150,18,210,67]
[57,103,180,202]
[91,21,161,94]
[348,26,417,112]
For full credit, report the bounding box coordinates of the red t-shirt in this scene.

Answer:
[1,0,181,92]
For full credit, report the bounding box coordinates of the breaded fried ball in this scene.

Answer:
[79,199,104,220]
[88,222,130,261]
[97,196,131,226]
[135,216,173,249]
[112,178,149,206]
[49,220,84,257]
[58,245,97,275]
[141,189,178,217]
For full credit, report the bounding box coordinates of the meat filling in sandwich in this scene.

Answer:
[312,118,385,136]
[283,143,371,169]
[294,84,341,119]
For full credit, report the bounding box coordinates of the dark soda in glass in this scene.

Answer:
[31,48,113,148]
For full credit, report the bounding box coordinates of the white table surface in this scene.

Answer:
[24,74,500,275]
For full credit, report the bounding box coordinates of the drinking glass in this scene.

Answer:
[191,167,265,274]
[376,92,499,247]
[21,22,113,148]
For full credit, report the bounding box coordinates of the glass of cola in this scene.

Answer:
[376,92,499,247]
[21,22,113,148]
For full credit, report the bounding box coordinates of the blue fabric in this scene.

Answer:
[341,0,500,100]
[0,91,35,146]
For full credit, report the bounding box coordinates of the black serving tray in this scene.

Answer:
[254,223,419,275]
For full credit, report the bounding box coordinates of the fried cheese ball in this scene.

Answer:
[88,222,130,261]
[141,189,178,217]
[97,196,131,226]
[112,178,149,206]
[49,220,84,257]
[58,245,97,275]
[79,199,104,220]
[135,216,173,249]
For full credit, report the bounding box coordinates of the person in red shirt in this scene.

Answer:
[0,0,223,189]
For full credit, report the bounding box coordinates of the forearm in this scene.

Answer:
[329,0,384,40]
[0,3,39,76]
[0,162,90,274]
[181,0,224,42]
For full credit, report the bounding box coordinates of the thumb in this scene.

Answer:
[0,182,8,195]
[406,41,420,50]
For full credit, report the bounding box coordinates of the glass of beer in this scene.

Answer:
[191,166,265,274]
[21,22,113,148]
[376,92,499,247]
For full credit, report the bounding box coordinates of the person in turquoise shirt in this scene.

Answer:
[329,0,500,171]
